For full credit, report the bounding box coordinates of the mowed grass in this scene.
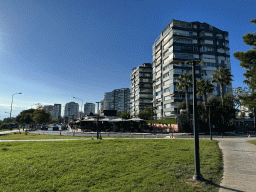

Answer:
[248,140,256,145]
[0,132,91,140]
[0,139,223,192]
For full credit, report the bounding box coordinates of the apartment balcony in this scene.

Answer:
[163,76,170,82]
[156,73,161,79]
[163,92,170,97]
[163,58,173,68]
[224,60,231,64]
[156,95,162,100]
[155,51,161,59]
[163,84,169,90]
[163,52,171,60]
[156,87,161,93]
[156,66,161,73]
[156,80,161,86]
[163,35,172,45]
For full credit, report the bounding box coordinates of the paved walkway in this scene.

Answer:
[216,137,256,192]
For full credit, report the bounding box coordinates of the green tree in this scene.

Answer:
[16,109,35,125]
[212,67,233,105]
[32,106,51,125]
[207,95,236,133]
[176,73,192,123]
[117,111,122,117]
[240,112,245,119]
[138,107,154,120]
[233,18,256,129]
[120,111,130,119]
[197,79,214,106]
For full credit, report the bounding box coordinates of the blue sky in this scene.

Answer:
[0,0,255,120]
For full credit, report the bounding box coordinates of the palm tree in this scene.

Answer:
[197,79,214,106]
[176,73,193,123]
[212,67,233,105]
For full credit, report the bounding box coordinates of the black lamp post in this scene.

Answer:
[185,60,203,181]
[207,105,213,140]
[96,102,100,139]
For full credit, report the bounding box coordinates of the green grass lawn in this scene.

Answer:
[0,139,223,191]
[0,132,91,140]
[248,140,256,145]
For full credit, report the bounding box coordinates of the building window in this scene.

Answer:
[164,88,169,93]
[163,73,169,78]
[164,104,171,108]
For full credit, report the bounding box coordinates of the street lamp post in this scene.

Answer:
[9,93,22,130]
[73,97,84,119]
[207,105,213,140]
[96,102,100,139]
[185,60,203,181]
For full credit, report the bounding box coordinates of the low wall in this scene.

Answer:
[148,124,179,132]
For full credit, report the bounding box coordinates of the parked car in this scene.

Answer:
[61,124,67,130]
[48,126,60,131]
[41,125,48,130]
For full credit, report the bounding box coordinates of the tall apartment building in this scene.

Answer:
[152,19,232,119]
[64,102,79,120]
[43,104,61,120]
[130,63,153,116]
[100,100,105,115]
[44,105,54,118]
[102,88,130,112]
[84,102,95,116]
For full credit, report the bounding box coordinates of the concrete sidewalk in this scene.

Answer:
[216,138,256,192]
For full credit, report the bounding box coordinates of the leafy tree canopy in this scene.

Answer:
[32,106,51,124]
[16,109,35,125]
[120,112,130,119]
[138,107,154,120]
[233,18,256,90]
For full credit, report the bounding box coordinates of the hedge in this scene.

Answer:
[145,119,177,125]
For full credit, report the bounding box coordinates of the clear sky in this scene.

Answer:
[0,0,255,120]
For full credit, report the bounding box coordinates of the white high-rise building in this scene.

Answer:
[152,19,232,119]
[52,104,61,120]
[44,105,54,118]
[64,102,79,120]
[84,103,95,116]
[130,63,153,116]
[102,88,130,113]
[44,104,62,120]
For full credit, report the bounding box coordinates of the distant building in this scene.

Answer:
[53,104,61,120]
[102,88,130,113]
[43,105,54,118]
[84,103,95,116]
[130,63,153,116]
[238,104,253,118]
[100,100,105,115]
[64,102,79,120]
[44,104,61,120]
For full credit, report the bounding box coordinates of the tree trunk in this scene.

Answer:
[203,93,207,107]
[221,84,224,106]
